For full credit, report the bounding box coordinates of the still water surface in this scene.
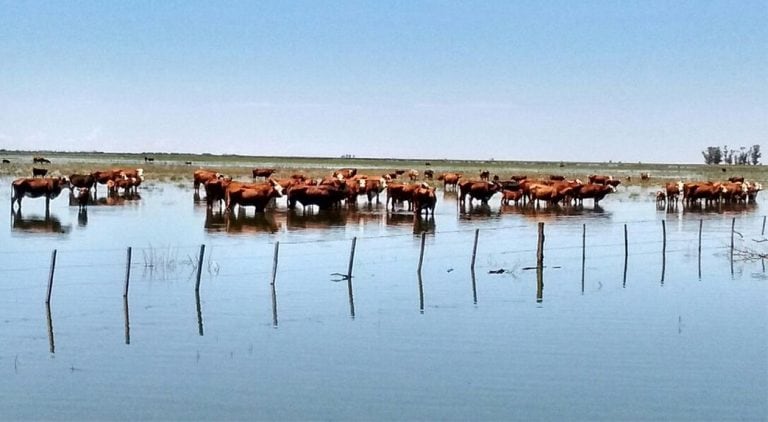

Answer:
[0,181,765,420]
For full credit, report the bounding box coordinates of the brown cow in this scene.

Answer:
[459,181,502,206]
[588,175,613,185]
[193,169,225,193]
[226,179,284,214]
[501,189,524,206]
[69,174,96,190]
[386,183,419,211]
[423,169,434,180]
[684,182,725,206]
[746,182,762,203]
[727,176,744,183]
[33,156,51,164]
[11,177,69,212]
[529,184,568,207]
[203,179,230,210]
[364,177,388,203]
[75,188,91,211]
[436,173,462,191]
[721,182,748,203]
[576,184,616,206]
[664,181,684,206]
[412,183,436,216]
[252,168,276,179]
[32,167,48,178]
[407,169,419,181]
[479,170,490,181]
[549,175,565,181]
[288,181,349,211]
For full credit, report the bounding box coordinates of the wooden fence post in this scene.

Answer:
[347,237,357,280]
[762,215,766,236]
[270,241,279,327]
[622,224,628,288]
[417,232,426,274]
[536,222,545,267]
[194,244,205,292]
[698,219,703,280]
[470,229,480,271]
[661,220,666,283]
[123,247,132,298]
[581,224,586,292]
[46,249,57,304]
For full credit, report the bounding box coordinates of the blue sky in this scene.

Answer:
[0,1,765,163]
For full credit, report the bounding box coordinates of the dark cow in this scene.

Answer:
[194,169,225,194]
[288,182,349,211]
[2,159,10,164]
[727,176,744,183]
[226,179,284,214]
[11,177,69,212]
[412,183,437,216]
[144,156,155,163]
[75,188,91,211]
[588,175,613,185]
[386,183,419,211]
[252,168,276,179]
[424,169,434,180]
[69,174,96,190]
[479,170,490,181]
[459,181,502,206]
[185,161,193,165]
[32,167,48,178]
[640,172,650,181]
[33,156,51,164]
[549,175,565,181]
[510,175,528,181]
[332,168,357,180]
[746,182,762,203]
[203,179,230,210]
[606,179,621,188]
[436,173,462,191]
[91,169,122,196]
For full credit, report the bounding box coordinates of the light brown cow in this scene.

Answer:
[194,169,225,194]
[412,183,436,216]
[226,179,284,214]
[436,173,462,191]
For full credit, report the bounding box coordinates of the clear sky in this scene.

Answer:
[0,1,765,163]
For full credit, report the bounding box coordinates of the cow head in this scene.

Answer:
[269,178,284,197]
[379,177,388,189]
[676,181,684,193]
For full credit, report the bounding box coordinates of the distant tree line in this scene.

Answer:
[702,145,761,165]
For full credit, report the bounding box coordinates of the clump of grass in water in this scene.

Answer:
[142,244,196,280]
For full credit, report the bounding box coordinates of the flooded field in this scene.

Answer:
[0,178,766,420]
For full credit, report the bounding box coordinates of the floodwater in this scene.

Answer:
[0,179,766,421]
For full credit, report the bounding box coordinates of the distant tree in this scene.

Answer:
[749,145,761,165]
[736,147,749,165]
[702,146,722,164]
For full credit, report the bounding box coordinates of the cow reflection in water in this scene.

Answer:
[500,203,609,221]
[205,209,280,234]
[286,209,346,230]
[94,192,142,206]
[11,210,71,234]
[386,212,436,234]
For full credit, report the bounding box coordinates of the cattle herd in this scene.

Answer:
[6,156,764,219]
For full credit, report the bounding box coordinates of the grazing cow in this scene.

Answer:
[33,156,51,164]
[479,170,490,181]
[655,191,666,205]
[144,156,155,163]
[549,175,565,181]
[423,169,434,180]
[664,181,685,206]
[288,182,349,211]
[11,177,69,212]
[727,176,744,183]
[588,175,613,185]
[640,172,650,181]
[459,181,502,206]
[32,167,48,178]
[436,173,462,191]
[747,182,762,203]
[386,183,419,211]
[394,169,406,176]
[193,169,225,194]
[501,189,524,206]
[252,168,276,179]
[2,159,10,164]
[412,183,437,216]
[185,161,193,165]
[226,179,284,214]
[510,175,528,181]
[333,168,357,180]
[576,184,616,206]
[407,169,419,181]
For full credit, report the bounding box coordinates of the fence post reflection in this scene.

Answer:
[45,303,55,354]
[195,290,204,336]
[124,296,131,345]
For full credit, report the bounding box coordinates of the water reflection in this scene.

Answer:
[45,303,55,353]
[286,210,346,230]
[11,210,71,235]
[413,215,435,234]
[124,297,131,345]
[195,290,204,336]
[94,192,142,206]
[205,210,281,234]
[500,204,611,221]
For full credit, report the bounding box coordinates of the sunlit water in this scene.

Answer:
[0,179,765,420]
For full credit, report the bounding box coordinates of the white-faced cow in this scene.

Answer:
[225,179,284,215]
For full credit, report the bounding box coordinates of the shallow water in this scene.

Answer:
[0,180,766,420]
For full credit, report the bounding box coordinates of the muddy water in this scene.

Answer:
[0,180,765,420]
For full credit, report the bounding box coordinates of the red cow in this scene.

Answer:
[576,184,616,206]
[193,169,225,194]
[423,169,434,180]
[664,181,684,205]
[11,177,69,212]
[287,182,349,211]
[69,174,96,190]
[479,170,490,181]
[364,177,388,203]
[436,173,462,191]
[412,183,436,216]
[588,175,613,185]
[386,183,419,211]
[226,179,284,214]
[501,189,524,206]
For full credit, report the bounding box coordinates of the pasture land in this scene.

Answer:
[0,150,765,187]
